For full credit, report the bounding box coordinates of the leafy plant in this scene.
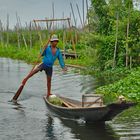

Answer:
[96,67,140,103]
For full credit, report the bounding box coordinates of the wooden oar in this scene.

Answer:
[12,38,50,101]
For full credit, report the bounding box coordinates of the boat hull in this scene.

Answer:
[44,97,136,122]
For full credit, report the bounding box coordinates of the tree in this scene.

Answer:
[85,0,140,69]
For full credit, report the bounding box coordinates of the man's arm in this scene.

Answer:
[58,49,67,70]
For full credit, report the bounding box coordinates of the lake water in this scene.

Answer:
[0,57,140,140]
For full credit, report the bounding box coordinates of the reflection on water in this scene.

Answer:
[44,116,119,140]
[60,118,119,140]
[111,114,140,140]
[0,57,140,140]
[45,116,57,140]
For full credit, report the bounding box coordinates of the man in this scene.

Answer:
[22,34,67,98]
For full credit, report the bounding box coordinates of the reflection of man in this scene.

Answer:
[46,116,54,139]
[22,34,67,98]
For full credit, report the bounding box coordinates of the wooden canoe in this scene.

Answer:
[43,95,136,122]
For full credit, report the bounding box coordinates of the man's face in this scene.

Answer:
[51,40,58,47]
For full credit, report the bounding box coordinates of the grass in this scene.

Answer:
[0,45,88,67]
[0,45,40,64]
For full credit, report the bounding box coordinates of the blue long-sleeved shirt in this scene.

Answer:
[41,45,65,68]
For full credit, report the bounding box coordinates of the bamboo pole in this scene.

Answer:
[62,12,66,59]
[33,20,43,49]
[49,20,53,31]
[29,21,32,49]
[33,17,73,53]
[126,3,130,67]
[16,12,20,48]
[126,23,129,67]
[130,55,132,69]
[52,2,55,30]
[70,2,77,27]
[63,31,66,60]
[86,0,90,31]
[34,18,70,22]
[62,13,64,33]
[0,20,3,47]
[75,30,78,45]
[76,3,83,28]
[113,12,119,68]
[6,13,9,48]
[67,18,77,58]
[82,0,85,27]
[17,16,28,49]
[25,22,28,30]
[45,17,49,30]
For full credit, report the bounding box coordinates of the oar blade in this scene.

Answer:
[12,84,24,101]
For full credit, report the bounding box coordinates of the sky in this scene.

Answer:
[0,0,90,29]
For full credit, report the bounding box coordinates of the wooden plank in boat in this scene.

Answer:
[61,100,80,108]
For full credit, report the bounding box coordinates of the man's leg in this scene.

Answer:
[22,67,40,85]
[47,76,52,97]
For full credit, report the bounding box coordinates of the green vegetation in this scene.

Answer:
[84,0,140,69]
[0,45,40,64]
[96,67,140,103]
[48,96,63,106]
